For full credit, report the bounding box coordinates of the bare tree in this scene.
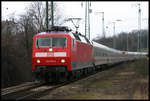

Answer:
[1,2,67,88]
[24,2,65,32]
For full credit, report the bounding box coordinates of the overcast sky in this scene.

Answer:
[2,1,149,40]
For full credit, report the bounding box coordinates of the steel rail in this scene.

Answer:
[1,81,44,100]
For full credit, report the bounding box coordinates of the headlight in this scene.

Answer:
[37,59,40,63]
[61,59,65,63]
[49,48,53,52]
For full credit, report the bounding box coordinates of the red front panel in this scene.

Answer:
[32,34,72,71]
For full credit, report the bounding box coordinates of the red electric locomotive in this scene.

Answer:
[32,26,93,82]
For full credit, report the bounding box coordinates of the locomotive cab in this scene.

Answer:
[32,27,73,82]
[32,34,71,70]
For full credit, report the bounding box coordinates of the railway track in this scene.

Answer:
[1,62,128,100]
[2,73,97,100]
[2,81,73,100]
[1,81,44,100]
[16,83,69,100]
[2,81,40,93]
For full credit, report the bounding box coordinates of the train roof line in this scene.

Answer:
[37,26,88,37]
[46,26,72,32]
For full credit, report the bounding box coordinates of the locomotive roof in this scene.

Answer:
[36,26,92,44]
[37,31,68,35]
[37,26,72,34]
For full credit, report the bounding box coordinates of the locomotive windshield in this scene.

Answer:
[36,37,66,48]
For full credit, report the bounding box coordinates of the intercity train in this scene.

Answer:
[32,26,147,82]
